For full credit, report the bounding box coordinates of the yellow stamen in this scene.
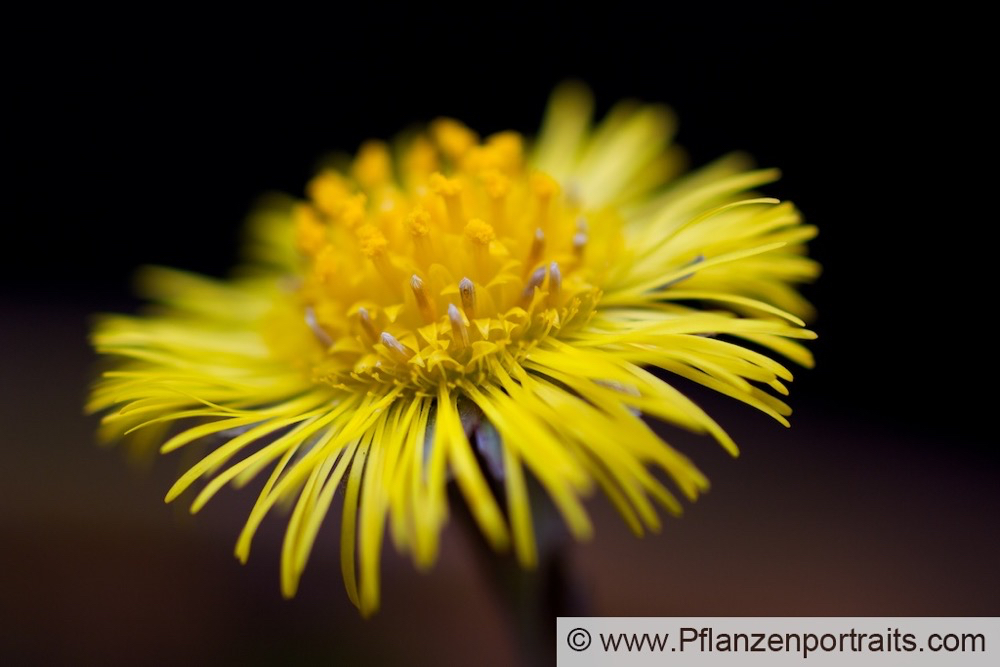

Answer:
[307,170,351,217]
[313,245,338,285]
[430,118,477,161]
[358,307,377,344]
[459,277,477,320]
[531,171,559,199]
[484,131,523,172]
[406,208,431,237]
[406,207,432,265]
[522,265,547,302]
[294,204,327,256]
[410,274,436,323]
[380,332,413,362]
[526,228,545,273]
[531,171,559,231]
[481,169,510,199]
[305,307,333,346]
[429,172,464,229]
[402,134,438,184]
[464,219,494,281]
[448,303,470,348]
[352,141,392,191]
[340,193,368,228]
[481,169,510,226]
[356,224,388,257]
[548,262,562,303]
[464,218,495,246]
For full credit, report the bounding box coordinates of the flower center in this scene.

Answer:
[287,120,621,391]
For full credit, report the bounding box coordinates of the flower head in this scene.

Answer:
[88,83,818,616]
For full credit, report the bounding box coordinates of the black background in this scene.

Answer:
[3,4,995,666]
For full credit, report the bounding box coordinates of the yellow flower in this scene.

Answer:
[88,83,819,616]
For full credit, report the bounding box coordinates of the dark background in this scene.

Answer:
[3,4,995,666]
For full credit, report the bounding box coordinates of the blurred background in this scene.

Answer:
[3,4,995,665]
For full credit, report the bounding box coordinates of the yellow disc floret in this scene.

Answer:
[290,120,612,391]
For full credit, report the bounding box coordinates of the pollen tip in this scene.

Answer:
[356,224,388,257]
[530,171,558,198]
[528,265,547,285]
[410,274,435,321]
[459,277,477,318]
[481,169,510,198]
[526,227,546,269]
[548,262,562,298]
[358,307,377,342]
[305,306,333,346]
[549,261,561,283]
[406,208,431,237]
[448,303,470,346]
[523,265,547,299]
[464,218,495,245]
[429,171,462,197]
[380,331,413,360]
[430,118,477,160]
[352,140,391,188]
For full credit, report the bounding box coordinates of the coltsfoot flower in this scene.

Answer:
[88,83,818,616]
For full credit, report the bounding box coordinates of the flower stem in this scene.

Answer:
[451,476,588,665]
